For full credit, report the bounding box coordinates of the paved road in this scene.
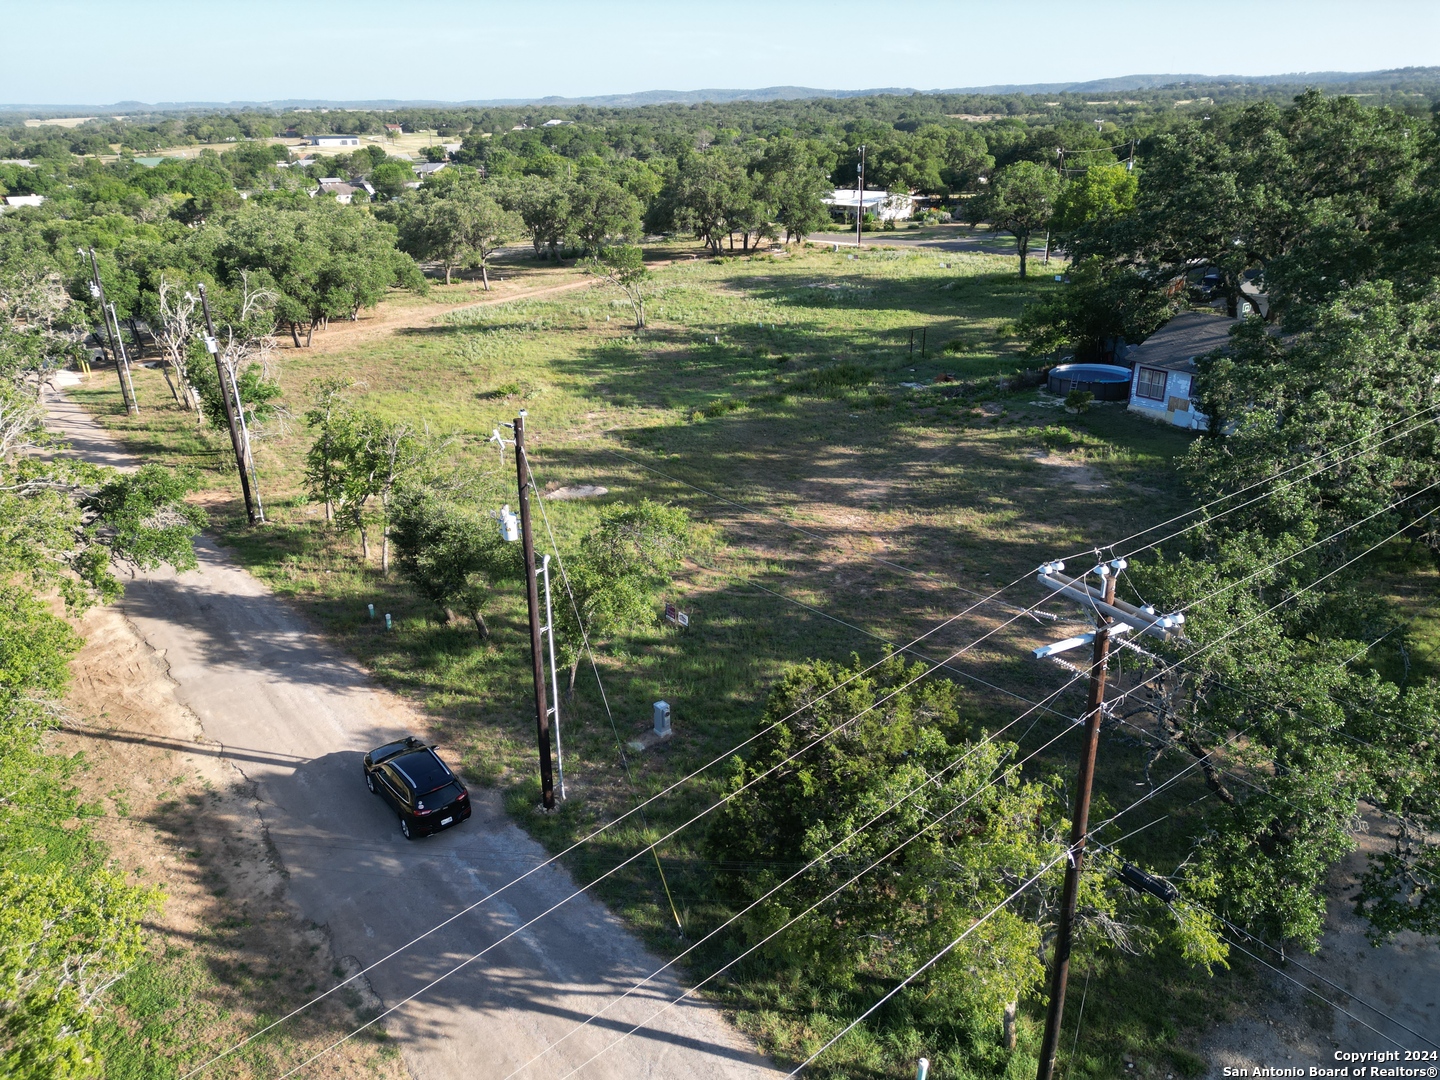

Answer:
[46,383,778,1080]
[806,224,1054,260]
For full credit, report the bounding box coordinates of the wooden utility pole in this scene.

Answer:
[88,249,137,414]
[1036,562,1118,1080]
[197,284,261,525]
[514,413,556,811]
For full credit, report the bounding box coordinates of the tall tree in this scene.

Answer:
[649,150,748,254]
[388,183,520,286]
[969,160,1061,277]
[552,500,690,690]
[567,173,642,253]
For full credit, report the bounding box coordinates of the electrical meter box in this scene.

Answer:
[653,700,671,737]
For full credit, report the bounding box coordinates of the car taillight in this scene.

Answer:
[457,791,467,800]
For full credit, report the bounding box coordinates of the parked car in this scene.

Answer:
[363,736,471,839]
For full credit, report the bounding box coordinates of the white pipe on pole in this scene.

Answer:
[541,555,565,799]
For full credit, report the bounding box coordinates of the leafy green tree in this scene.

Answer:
[1050,162,1137,235]
[707,654,1216,1054]
[1122,282,1440,945]
[388,487,518,638]
[212,201,423,346]
[498,176,571,260]
[0,254,203,1079]
[649,150,748,253]
[969,160,1061,277]
[583,244,650,329]
[1017,256,1174,361]
[369,160,415,201]
[387,183,520,286]
[567,173,642,253]
[1075,92,1423,323]
[755,139,832,244]
[552,500,690,689]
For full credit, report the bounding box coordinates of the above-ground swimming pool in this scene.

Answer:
[1047,363,1132,402]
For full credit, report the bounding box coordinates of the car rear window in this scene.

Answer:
[415,782,464,813]
[390,750,453,795]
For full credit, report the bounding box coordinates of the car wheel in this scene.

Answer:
[365,771,376,793]
[400,817,413,840]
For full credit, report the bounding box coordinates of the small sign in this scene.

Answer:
[664,602,678,623]
[677,612,689,628]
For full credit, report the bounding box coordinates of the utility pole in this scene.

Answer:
[514,413,556,811]
[855,144,866,249]
[106,303,140,415]
[224,361,265,524]
[1031,559,1183,1080]
[88,249,137,414]
[197,284,261,525]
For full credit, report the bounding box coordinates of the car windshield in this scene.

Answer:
[371,738,415,763]
[414,782,464,812]
[389,750,452,795]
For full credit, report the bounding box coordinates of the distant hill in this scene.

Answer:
[4,67,1440,115]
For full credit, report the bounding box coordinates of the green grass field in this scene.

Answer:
[72,243,1305,1078]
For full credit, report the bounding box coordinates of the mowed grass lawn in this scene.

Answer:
[74,243,1266,1077]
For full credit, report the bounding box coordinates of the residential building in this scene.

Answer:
[1125,311,1237,430]
[2,194,45,209]
[309,135,361,147]
[314,178,375,204]
[822,187,916,222]
[412,162,448,177]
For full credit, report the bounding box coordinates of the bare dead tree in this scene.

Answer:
[155,276,202,412]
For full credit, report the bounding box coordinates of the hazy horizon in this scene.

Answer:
[4,0,1437,107]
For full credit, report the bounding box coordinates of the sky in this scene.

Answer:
[3,0,1439,105]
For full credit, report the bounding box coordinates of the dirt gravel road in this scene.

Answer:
[47,383,779,1080]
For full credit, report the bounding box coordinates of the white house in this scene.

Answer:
[309,135,360,147]
[1125,311,1237,431]
[314,178,374,204]
[823,187,916,221]
[412,161,448,177]
[2,194,45,209]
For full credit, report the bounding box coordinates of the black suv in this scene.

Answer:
[363,736,472,839]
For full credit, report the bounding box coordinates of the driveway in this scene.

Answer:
[46,383,778,1080]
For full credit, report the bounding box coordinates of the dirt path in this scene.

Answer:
[292,270,595,354]
[45,387,781,1080]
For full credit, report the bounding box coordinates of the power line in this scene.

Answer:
[1084,832,1438,1053]
[179,568,1045,1080]
[784,726,1238,1077]
[1100,403,1440,563]
[258,594,1066,1080]
[191,420,1440,1076]
[503,676,1091,1080]
[515,498,1427,1078]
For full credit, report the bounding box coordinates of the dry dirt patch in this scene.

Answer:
[1198,818,1440,1078]
[1032,451,1109,491]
